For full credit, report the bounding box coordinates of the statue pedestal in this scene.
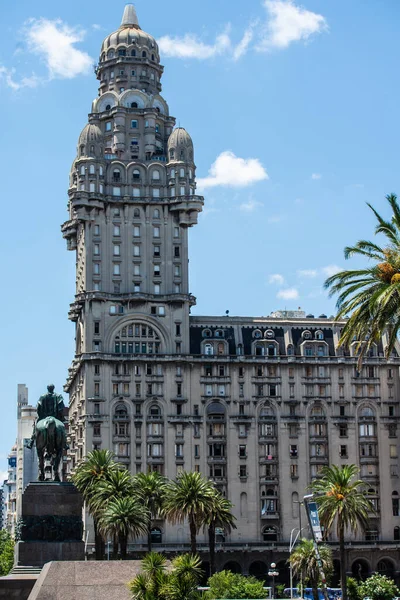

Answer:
[15,483,85,568]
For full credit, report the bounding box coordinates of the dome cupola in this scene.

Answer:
[167,127,194,164]
[77,123,104,158]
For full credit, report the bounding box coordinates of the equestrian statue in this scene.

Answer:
[26,384,68,482]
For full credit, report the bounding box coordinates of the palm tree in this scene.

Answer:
[290,538,333,600]
[133,471,167,551]
[129,551,168,600]
[91,468,136,557]
[72,449,120,559]
[98,496,149,558]
[310,465,375,600]
[325,194,400,367]
[204,493,236,575]
[161,553,203,600]
[163,471,216,553]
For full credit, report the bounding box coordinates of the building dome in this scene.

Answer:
[167,127,194,163]
[100,4,160,61]
[77,123,103,158]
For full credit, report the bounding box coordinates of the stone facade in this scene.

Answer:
[62,5,400,581]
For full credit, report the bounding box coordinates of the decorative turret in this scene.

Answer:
[167,127,194,164]
[77,123,104,158]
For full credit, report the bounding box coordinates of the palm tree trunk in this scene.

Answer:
[120,534,128,559]
[94,518,103,560]
[189,514,197,554]
[339,520,347,600]
[113,534,118,558]
[312,580,319,600]
[147,524,152,552]
[208,523,216,575]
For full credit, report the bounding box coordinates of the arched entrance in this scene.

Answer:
[224,561,242,574]
[352,559,370,581]
[377,559,395,580]
[249,561,268,580]
[331,560,341,587]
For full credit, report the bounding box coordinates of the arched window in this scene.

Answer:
[253,330,262,339]
[151,53,155,61]
[131,102,138,108]
[152,169,160,180]
[80,165,85,175]
[113,169,121,182]
[132,169,140,181]
[265,330,275,339]
[114,322,161,354]
[170,150,175,160]
[217,343,225,355]
[207,402,226,416]
[142,51,147,58]
[263,527,277,543]
[360,406,375,418]
[114,404,128,419]
[237,344,243,356]
[292,492,299,518]
[89,165,95,174]
[303,331,312,340]
[107,50,114,59]
[133,208,140,218]
[153,209,160,219]
[105,104,111,111]
[317,345,326,357]
[392,491,399,516]
[202,329,211,338]
[315,330,324,340]
[240,492,248,518]
[118,48,126,57]
[204,343,214,356]
[394,526,400,541]
[149,404,162,417]
[310,405,325,417]
[287,344,294,356]
[255,344,265,356]
[131,49,136,57]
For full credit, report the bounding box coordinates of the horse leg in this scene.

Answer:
[53,449,62,482]
[37,448,45,481]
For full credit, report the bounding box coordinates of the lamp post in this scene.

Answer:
[268,562,279,599]
[289,527,306,600]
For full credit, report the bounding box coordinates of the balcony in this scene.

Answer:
[261,512,280,520]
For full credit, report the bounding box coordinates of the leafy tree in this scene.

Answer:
[133,471,167,551]
[204,492,236,575]
[359,574,400,600]
[289,538,333,600]
[310,465,374,600]
[98,496,149,558]
[346,577,362,600]
[163,471,216,553]
[0,531,14,576]
[325,193,400,367]
[72,449,121,559]
[205,570,268,600]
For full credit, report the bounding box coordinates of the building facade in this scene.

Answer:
[16,384,36,518]
[62,5,400,581]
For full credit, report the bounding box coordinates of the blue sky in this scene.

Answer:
[0,0,399,474]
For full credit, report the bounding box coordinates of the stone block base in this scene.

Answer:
[0,574,39,600]
[15,542,85,568]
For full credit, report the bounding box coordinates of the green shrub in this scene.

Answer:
[358,574,399,600]
[205,570,268,599]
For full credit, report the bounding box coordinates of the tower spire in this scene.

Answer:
[120,4,139,28]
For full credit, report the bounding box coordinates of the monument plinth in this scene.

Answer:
[15,482,85,568]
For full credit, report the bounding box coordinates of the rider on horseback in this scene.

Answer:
[26,384,68,481]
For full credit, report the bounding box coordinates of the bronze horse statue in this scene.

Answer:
[26,384,67,482]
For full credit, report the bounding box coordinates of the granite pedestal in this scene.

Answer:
[15,482,85,568]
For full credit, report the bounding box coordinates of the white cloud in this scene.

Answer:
[297,269,317,278]
[158,30,231,59]
[92,24,103,31]
[233,25,255,61]
[322,265,342,277]
[269,274,285,285]
[24,18,93,79]
[311,173,322,180]
[239,199,263,212]
[198,151,268,190]
[0,66,41,90]
[277,287,299,300]
[258,0,328,51]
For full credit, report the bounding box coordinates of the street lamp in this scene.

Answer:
[289,527,306,600]
[268,562,279,599]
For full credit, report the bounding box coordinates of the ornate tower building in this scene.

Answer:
[63,5,400,579]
